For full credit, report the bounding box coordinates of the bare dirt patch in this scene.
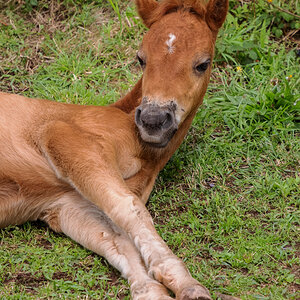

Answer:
[52,271,73,281]
[3,271,47,294]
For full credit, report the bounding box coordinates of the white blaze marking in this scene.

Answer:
[166,33,176,54]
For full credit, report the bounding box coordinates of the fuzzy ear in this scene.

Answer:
[206,0,229,32]
[135,0,159,28]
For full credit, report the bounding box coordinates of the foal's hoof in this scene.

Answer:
[177,284,212,300]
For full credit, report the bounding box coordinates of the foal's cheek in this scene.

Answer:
[177,83,208,121]
[185,77,208,109]
[195,71,211,98]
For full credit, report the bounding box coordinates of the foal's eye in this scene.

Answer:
[137,55,146,68]
[195,60,210,73]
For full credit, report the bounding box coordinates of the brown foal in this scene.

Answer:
[0,0,228,299]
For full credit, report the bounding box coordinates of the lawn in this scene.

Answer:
[0,0,299,299]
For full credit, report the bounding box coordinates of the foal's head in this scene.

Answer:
[135,0,228,148]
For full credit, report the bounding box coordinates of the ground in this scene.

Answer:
[0,0,299,299]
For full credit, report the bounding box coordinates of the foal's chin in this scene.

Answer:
[138,127,177,148]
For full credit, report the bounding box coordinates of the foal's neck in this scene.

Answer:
[111,78,143,114]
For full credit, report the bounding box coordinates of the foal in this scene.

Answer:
[0,0,228,299]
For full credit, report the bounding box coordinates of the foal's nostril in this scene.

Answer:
[162,112,172,128]
[135,107,142,126]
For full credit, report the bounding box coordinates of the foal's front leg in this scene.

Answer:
[42,191,171,300]
[40,121,211,300]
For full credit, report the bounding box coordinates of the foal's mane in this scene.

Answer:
[138,0,207,28]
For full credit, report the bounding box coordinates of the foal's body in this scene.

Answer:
[0,93,139,223]
[0,86,160,225]
[0,0,229,299]
[0,85,197,299]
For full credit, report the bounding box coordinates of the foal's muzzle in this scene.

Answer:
[135,100,178,148]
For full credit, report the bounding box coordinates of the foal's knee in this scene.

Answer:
[40,206,62,232]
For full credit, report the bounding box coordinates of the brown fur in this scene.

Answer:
[136,0,207,28]
[0,1,228,299]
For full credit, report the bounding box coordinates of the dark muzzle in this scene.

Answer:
[135,99,178,148]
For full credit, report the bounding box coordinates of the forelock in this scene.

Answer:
[146,0,207,27]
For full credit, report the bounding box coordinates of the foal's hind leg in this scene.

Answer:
[0,178,26,228]
[42,192,172,300]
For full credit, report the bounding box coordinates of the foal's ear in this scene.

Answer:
[206,0,229,32]
[136,0,159,28]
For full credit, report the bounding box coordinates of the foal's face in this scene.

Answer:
[135,12,215,148]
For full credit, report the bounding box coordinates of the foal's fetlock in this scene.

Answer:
[131,280,173,300]
[148,257,181,284]
[147,258,211,300]
[176,284,211,300]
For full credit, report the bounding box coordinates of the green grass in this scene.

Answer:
[0,0,299,299]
